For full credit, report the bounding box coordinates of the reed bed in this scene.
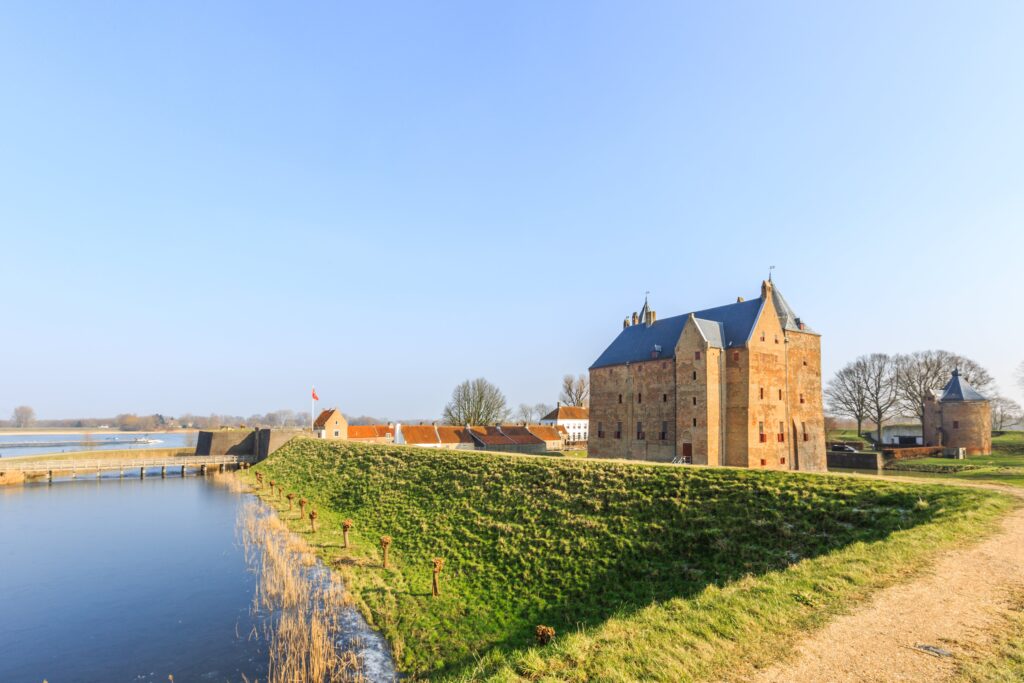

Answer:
[236,491,365,683]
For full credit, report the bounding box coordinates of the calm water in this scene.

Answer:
[0,477,263,682]
[0,432,193,458]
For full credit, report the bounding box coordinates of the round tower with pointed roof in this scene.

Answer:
[922,369,991,455]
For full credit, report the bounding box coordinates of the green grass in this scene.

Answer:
[4,447,194,463]
[885,432,1024,488]
[248,440,1013,681]
[828,429,871,448]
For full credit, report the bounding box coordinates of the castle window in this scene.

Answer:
[733,351,740,361]
[759,421,766,443]
[953,420,960,429]
[333,430,340,437]
[800,394,805,404]
[637,393,642,403]
[760,387,764,400]
[802,421,808,442]
[778,421,785,442]
[803,359,808,366]
[778,389,783,400]
[761,332,766,342]
[636,421,644,440]
[774,336,779,344]
[780,457,786,465]
[597,422,604,438]
[662,394,667,402]
[692,396,697,406]
[760,459,767,467]
[692,371,697,381]
[694,351,701,361]
[618,394,622,404]
[615,422,622,439]
[692,418,697,427]
[660,421,668,440]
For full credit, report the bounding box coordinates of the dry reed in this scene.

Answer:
[238,499,365,682]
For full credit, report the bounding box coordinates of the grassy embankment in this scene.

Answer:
[248,439,1014,681]
[3,447,193,463]
[886,431,1024,488]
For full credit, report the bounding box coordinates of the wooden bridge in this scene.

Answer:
[0,454,256,482]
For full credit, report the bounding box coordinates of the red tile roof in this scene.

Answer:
[540,405,589,421]
[437,426,474,444]
[527,425,563,442]
[401,425,439,445]
[497,425,545,445]
[467,426,514,446]
[347,424,394,439]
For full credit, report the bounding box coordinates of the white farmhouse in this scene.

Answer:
[539,404,589,445]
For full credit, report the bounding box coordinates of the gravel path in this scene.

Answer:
[748,480,1024,683]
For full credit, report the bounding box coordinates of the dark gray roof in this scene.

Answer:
[772,287,807,332]
[590,298,763,369]
[940,370,988,402]
[693,318,725,348]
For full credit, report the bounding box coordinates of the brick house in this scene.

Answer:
[313,408,348,440]
[588,280,826,471]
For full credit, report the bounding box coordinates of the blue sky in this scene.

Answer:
[2,1,1022,420]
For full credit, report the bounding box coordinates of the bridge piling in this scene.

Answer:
[161,466,166,478]
[47,470,53,483]
[140,467,145,479]
[200,464,207,475]
[181,465,186,477]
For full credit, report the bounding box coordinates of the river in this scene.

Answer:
[0,432,194,458]
[0,476,396,682]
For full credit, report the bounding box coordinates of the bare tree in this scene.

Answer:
[896,350,995,420]
[12,406,35,429]
[862,353,901,445]
[517,403,535,424]
[442,378,509,425]
[992,396,1023,432]
[824,361,870,437]
[559,374,590,407]
[1017,361,1024,396]
[534,403,554,421]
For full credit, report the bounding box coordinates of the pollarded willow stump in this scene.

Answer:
[309,509,318,533]
[380,535,393,569]
[342,519,353,549]
[432,557,445,597]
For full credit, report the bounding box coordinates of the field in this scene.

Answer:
[886,431,1024,488]
[249,439,1013,681]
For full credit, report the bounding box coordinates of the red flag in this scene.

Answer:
[312,387,319,401]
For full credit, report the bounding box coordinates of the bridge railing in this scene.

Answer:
[0,454,256,472]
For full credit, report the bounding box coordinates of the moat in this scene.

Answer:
[0,475,395,682]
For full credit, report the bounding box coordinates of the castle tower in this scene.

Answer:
[923,369,991,455]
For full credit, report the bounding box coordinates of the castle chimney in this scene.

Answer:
[623,317,630,329]
[632,312,638,325]
[651,311,657,323]
[737,296,744,303]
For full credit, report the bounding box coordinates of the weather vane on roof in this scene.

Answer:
[769,265,775,282]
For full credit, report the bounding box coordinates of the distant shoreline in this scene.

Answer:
[0,429,198,436]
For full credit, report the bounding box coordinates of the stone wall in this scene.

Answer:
[195,428,300,459]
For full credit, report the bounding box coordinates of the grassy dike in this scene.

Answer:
[247,439,1015,681]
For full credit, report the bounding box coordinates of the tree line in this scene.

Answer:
[826,350,1023,441]
[3,408,312,431]
[441,373,589,426]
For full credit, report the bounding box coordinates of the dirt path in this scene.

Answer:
[748,480,1024,683]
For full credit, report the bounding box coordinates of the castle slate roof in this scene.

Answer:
[940,370,988,402]
[590,297,764,369]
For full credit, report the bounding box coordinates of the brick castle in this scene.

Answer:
[588,279,826,471]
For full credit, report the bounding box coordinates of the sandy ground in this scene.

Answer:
[748,481,1024,683]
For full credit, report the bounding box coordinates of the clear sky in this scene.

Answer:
[2,1,1022,420]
